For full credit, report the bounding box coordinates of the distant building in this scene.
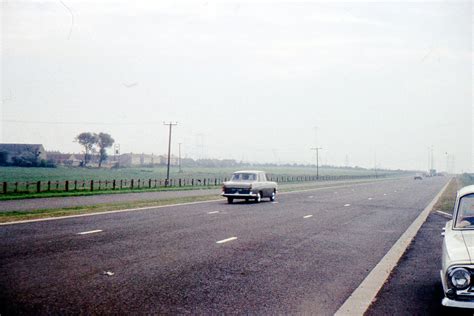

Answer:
[116,153,179,167]
[158,155,179,166]
[46,151,82,166]
[118,153,156,167]
[0,143,47,163]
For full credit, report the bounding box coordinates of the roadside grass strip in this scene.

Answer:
[334,178,452,316]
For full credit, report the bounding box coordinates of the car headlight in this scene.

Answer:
[450,268,471,290]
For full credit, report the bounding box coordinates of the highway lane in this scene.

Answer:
[0,178,383,212]
[0,177,448,315]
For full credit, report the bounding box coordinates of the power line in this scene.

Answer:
[3,119,162,126]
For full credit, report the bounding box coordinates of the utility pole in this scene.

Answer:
[178,142,183,173]
[163,122,178,186]
[311,147,323,179]
[445,152,449,174]
[374,151,378,178]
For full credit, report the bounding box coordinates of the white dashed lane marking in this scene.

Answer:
[344,204,351,207]
[207,211,219,214]
[304,215,313,219]
[77,230,103,235]
[368,198,373,200]
[216,237,238,244]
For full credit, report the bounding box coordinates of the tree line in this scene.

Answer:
[75,132,114,167]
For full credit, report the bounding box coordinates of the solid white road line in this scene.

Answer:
[216,237,237,244]
[303,215,313,219]
[77,229,103,235]
[334,179,452,316]
[207,211,219,214]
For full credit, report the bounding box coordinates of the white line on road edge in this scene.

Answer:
[77,229,103,235]
[334,179,452,316]
[436,210,452,218]
[1,179,401,226]
[207,211,219,214]
[303,215,313,218]
[216,237,237,244]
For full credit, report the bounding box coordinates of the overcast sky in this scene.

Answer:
[1,0,472,172]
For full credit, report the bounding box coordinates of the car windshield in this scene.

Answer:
[231,173,256,181]
[455,194,474,229]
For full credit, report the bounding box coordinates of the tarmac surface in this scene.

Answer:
[0,179,383,212]
[0,177,448,315]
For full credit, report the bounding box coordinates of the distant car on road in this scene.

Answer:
[414,174,423,180]
[222,171,277,204]
[441,185,474,308]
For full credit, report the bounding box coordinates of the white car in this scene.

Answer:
[221,170,277,204]
[441,185,474,308]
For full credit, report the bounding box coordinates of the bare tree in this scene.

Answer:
[75,132,98,166]
[97,133,115,168]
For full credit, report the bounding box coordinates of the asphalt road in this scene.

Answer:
[0,179,379,212]
[0,177,448,315]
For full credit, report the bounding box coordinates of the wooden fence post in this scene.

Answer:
[36,181,41,193]
[131,179,134,189]
[65,181,69,192]
[2,182,6,194]
[90,180,94,191]
[113,180,116,190]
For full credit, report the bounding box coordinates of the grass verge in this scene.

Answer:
[433,174,474,214]
[0,195,219,223]
[0,185,219,201]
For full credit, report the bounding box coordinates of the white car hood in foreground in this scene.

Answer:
[444,225,472,266]
[461,231,474,263]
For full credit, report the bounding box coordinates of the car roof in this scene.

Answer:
[458,185,474,198]
[233,170,264,174]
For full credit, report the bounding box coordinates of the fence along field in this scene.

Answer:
[0,166,396,195]
[0,175,388,195]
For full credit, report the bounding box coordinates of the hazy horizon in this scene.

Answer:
[2,0,472,172]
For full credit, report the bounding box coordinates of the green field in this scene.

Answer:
[0,165,391,183]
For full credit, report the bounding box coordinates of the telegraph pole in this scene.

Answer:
[178,142,183,173]
[163,122,178,186]
[311,147,323,179]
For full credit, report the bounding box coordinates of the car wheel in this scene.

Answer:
[227,197,233,204]
[255,192,261,203]
[270,191,276,201]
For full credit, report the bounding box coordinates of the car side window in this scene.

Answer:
[260,173,266,182]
